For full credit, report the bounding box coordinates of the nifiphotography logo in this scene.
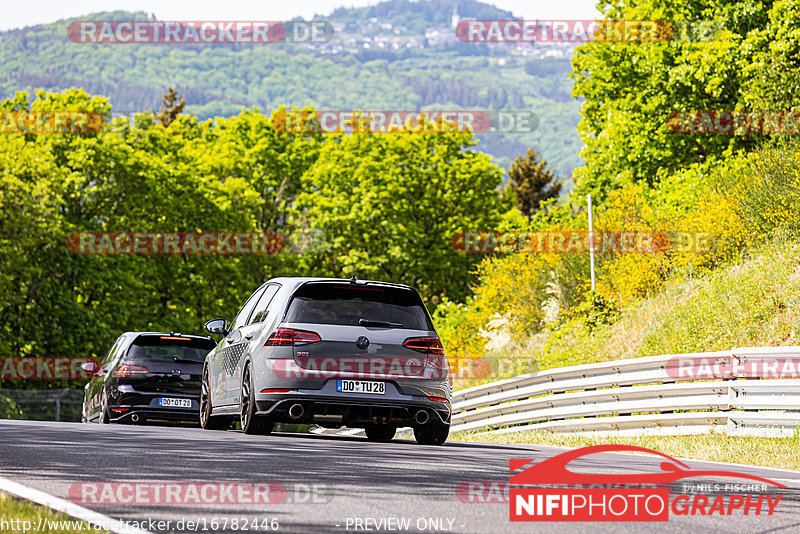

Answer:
[509,445,785,522]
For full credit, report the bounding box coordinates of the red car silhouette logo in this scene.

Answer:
[510,444,785,487]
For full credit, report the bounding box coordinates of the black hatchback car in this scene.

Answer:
[81,332,216,425]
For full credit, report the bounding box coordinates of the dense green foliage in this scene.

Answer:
[505,148,562,219]
[296,128,502,300]
[8,0,800,400]
[0,394,22,419]
[0,1,582,178]
[570,0,800,197]
[0,89,504,380]
[717,138,800,240]
[434,0,800,385]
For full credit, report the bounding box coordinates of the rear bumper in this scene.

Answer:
[108,389,200,424]
[108,407,199,424]
[254,380,451,427]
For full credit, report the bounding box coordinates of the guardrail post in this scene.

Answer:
[723,352,734,434]
[54,388,69,422]
[725,383,735,434]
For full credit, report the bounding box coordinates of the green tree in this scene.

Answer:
[0,395,22,419]
[0,90,314,368]
[0,90,509,379]
[741,0,800,111]
[570,0,784,199]
[295,127,504,302]
[505,148,562,219]
[156,87,186,127]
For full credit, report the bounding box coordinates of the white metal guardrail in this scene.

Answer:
[450,347,800,437]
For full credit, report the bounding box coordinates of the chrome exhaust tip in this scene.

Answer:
[414,409,429,425]
[288,404,305,420]
[131,414,140,423]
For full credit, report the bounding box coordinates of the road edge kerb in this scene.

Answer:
[0,476,154,534]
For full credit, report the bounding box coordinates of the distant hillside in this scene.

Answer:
[0,0,583,181]
[329,0,515,32]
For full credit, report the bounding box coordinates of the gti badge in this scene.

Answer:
[356,336,370,349]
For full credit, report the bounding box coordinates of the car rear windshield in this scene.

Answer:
[284,283,433,330]
[127,336,216,364]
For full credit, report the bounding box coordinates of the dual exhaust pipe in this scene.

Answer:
[414,409,429,425]
[289,404,305,420]
[287,403,429,425]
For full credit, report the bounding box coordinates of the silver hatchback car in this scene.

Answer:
[200,277,451,445]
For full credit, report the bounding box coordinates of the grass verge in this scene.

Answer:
[0,492,107,533]
[449,430,800,471]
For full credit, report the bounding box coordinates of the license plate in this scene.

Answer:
[336,380,385,395]
[159,397,192,408]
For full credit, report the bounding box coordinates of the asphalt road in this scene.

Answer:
[1,420,800,534]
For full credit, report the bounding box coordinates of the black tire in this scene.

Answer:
[200,366,230,430]
[241,364,274,435]
[365,425,397,442]
[99,390,110,424]
[413,421,449,446]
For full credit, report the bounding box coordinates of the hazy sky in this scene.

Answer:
[1,0,601,31]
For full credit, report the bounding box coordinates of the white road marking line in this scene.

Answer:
[0,477,153,534]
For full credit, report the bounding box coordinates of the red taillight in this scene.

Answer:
[427,396,448,403]
[265,328,321,346]
[402,337,445,355]
[110,408,130,412]
[113,364,149,377]
[159,336,191,340]
[260,388,291,394]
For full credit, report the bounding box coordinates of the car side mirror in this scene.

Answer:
[81,361,100,376]
[204,318,228,336]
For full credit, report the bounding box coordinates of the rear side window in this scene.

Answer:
[126,336,216,364]
[284,283,433,330]
[102,336,125,365]
[249,284,280,325]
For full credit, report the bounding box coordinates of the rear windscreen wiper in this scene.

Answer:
[359,318,404,328]
[173,357,204,364]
